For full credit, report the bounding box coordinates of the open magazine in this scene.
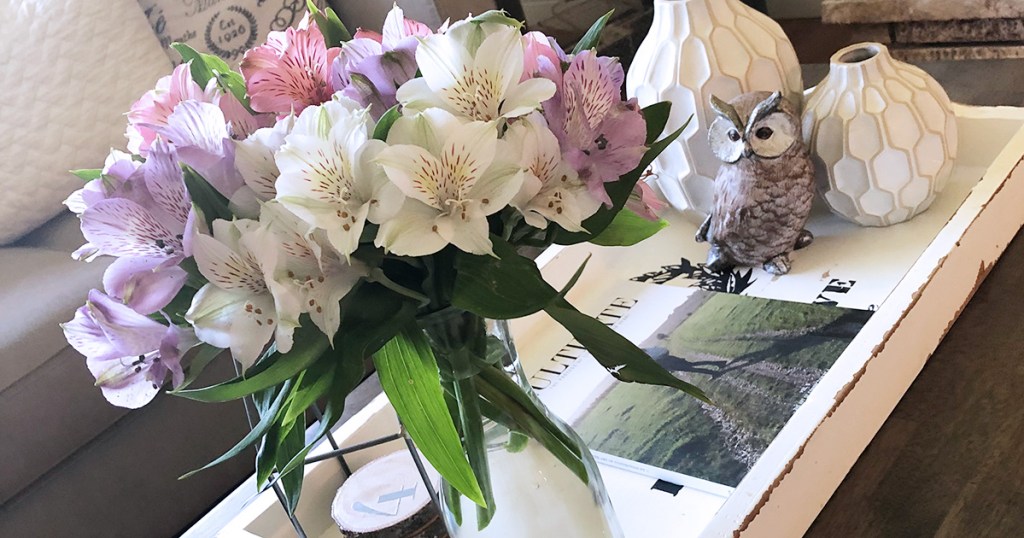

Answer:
[532,281,872,496]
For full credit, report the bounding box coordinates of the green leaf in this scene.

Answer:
[335,282,418,363]
[182,165,234,225]
[452,238,553,319]
[555,254,591,301]
[70,168,102,181]
[307,1,352,46]
[642,101,672,145]
[475,376,587,483]
[281,357,336,429]
[179,379,293,479]
[171,42,251,110]
[274,350,365,479]
[276,419,307,514]
[373,105,401,141]
[545,301,711,403]
[173,323,330,402]
[590,210,668,247]
[470,10,523,27]
[572,10,613,55]
[373,327,485,506]
[176,344,225,391]
[178,256,208,290]
[554,118,688,246]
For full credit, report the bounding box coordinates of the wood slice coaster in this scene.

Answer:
[331,450,447,537]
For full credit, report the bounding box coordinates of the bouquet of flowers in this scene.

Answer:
[61,3,703,523]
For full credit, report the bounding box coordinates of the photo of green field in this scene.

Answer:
[573,291,873,487]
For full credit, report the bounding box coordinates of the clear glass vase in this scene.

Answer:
[418,310,623,538]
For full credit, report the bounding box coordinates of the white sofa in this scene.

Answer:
[0,2,254,535]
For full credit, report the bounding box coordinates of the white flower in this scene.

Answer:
[235,114,297,201]
[506,112,601,232]
[257,202,366,339]
[396,22,555,121]
[275,97,403,257]
[375,109,524,256]
[185,219,300,367]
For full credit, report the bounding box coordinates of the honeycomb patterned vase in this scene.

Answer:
[802,43,959,227]
[626,0,803,222]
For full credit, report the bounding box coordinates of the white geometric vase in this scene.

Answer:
[802,42,959,227]
[626,0,803,222]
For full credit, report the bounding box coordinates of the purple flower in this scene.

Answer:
[77,139,192,263]
[331,6,432,119]
[62,289,196,408]
[542,50,647,205]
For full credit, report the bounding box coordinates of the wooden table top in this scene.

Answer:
[803,60,1024,538]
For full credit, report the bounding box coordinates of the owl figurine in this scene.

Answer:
[695,91,815,275]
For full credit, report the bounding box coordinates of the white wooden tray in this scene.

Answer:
[185,104,1024,538]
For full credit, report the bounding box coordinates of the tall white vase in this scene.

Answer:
[802,43,958,227]
[626,0,803,222]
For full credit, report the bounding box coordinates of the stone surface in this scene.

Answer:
[894,18,1024,44]
[823,0,1024,24]
[893,45,1024,62]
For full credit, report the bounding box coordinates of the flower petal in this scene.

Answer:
[191,231,266,293]
[80,199,183,259]
[186,284,276,368]
[501,77,557,118]
[375,200,448,256]
[102,256,188,315]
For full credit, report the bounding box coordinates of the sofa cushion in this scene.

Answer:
[0,0,169,244]
[0,247,109,393]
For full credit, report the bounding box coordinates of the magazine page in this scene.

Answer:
[532,281,872,493]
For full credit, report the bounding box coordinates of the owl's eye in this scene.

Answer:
[728,130,741,142]
[755,127,774,140]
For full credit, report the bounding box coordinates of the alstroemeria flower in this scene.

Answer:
[396,21,555,121]
[521,31,566,83]
[65,150,144,227]
[126,63,216,155]
[235,113,297,202]
[506,112,601,232]
[78,140,192,262]
[275,98,402,257]
[149,100,244,199]
[626,181,667,221]
[241,21,340,116]
[186,219,300,367]
[544,50,647,205]
[257,202,365,339]
[331,5,432,119]
[62,289,195,409]
[375,109,524,256]
[102,256,189,315]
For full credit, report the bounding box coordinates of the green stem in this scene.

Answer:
[367,268,430,306]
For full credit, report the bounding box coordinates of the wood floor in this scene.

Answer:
[800,60,1024,537]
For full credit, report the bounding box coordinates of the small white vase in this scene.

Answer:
[802,43,959,227]
[626,0,803,222]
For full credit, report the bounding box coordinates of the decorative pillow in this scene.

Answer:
[0,0,170,245]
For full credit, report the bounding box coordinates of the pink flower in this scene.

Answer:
[126,64,216,155]
[62,289,196,408]
[626,181,667,221]
[241,21,340,115]
[522,31,566,83]
[543,50,647,205]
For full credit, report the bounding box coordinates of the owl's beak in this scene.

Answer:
[742,144,753,158]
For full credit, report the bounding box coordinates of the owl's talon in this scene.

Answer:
[763,254,792,275]
[705,245,732,272]
[795,229,814,250]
